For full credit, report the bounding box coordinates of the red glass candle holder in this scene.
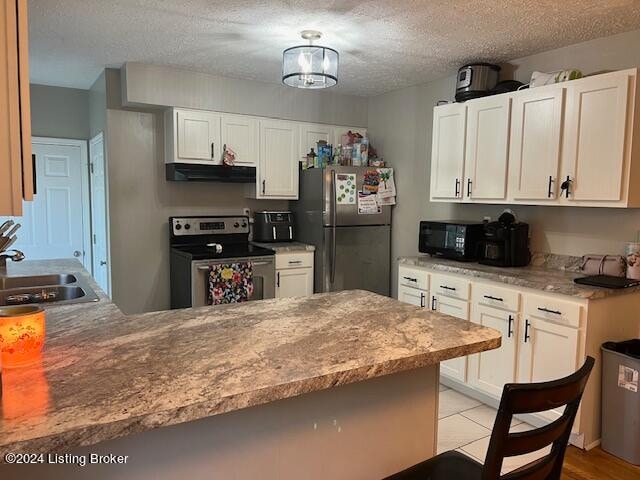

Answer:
[0,306,46,367]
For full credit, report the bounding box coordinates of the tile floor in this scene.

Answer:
[438,384,551,474]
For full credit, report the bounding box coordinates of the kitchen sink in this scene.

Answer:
[0,273,77,289]
[0,273,99,306]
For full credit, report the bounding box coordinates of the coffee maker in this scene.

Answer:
[478,211,530,267]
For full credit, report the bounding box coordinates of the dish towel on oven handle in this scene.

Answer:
[208,262,254,305]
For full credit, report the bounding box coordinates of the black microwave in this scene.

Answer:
[419,221,484,261]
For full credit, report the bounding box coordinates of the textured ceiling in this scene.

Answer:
[29,0,640,96]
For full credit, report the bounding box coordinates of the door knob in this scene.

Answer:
[73,250,81,257]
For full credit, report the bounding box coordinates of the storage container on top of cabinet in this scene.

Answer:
[430,68,640,208]
[0,0,33,216]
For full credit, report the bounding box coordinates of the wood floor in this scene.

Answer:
[562,447,640,480]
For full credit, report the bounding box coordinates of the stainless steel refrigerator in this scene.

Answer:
[292,166,391,296]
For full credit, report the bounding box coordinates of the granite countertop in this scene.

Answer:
[251,241,316,252]
[399,255,640,300]
[0,260,500,457]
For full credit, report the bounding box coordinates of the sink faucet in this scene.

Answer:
[0,220,24,275]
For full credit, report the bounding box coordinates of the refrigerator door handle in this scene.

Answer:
[330,169,337,285]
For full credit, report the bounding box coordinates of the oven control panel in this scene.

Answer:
[171,216,249,236]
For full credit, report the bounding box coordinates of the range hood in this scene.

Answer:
[166,163,256,183]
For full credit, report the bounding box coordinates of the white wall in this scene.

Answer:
[368,29,640,297]
[105,66,368,314]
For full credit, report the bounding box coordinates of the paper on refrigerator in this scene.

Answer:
[357,192,381,214]
[336,173,357,205]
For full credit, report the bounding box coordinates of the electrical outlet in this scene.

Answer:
[242,208,251,218]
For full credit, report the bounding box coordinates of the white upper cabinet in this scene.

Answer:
[300,123,333,161]
[429,68,640,208]
[561,70,633,205]
[464,94,511,201]
[221,114,258,167]
[166,108,222,164]
[430,103,466,201]
[508,86,565,202]
[258,119,299,199]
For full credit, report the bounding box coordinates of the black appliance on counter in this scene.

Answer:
[478,212,531,267]
[253,211,295,242]
[419,220,484,261]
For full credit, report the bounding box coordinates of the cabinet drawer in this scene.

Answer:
[275,252,313,269]
[523,294,582,329]
[473,282,520,312]
[431,273,470,301]
[398,265,429,291]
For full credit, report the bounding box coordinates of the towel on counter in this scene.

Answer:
[208,262,254,305]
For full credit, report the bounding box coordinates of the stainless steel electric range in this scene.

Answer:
[169,215,275,309]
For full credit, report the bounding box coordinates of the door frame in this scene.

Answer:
[89,132,111,297]
[32,136,91,271]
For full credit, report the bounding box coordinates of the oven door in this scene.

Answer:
[191,256,275,307]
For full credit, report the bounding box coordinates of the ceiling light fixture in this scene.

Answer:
[282,30,338,89]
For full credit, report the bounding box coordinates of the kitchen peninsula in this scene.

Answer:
[0,260,501,479]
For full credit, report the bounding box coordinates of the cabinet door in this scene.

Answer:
[517,316,580,423]
[221,114,258,166]
[509,86,564,201]
[176,109,221,162]
[258,120,299,198]
[562,71,630,202]
[276,268,313,298]
[301,123,333,160]
[465,95,511,201]
[468,304,518,398]
[434,294,469,382]
[397,284,427,308]
[430,103,466,200]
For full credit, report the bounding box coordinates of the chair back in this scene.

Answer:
[482,356,595,480]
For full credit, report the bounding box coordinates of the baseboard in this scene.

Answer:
[584,438,601,451]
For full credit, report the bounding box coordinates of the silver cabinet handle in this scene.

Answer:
[507,315,514,338]
[211,142,215,159]
[547,176,554,198]
[431,296,437,310]
[537,307,562,315]
[439,285,456,291]
[467,178,472,197]
[483,294,503,302]
[276,271,280,288]
[455,178,460,197]
[524,319,531,343]
[403,276,417,283]
[288,260,302,265]
[420,292,425,308]
[262,179,266,195]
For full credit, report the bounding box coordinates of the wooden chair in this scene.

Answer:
[384,356,595,480]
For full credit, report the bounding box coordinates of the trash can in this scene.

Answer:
[601,340,640,465]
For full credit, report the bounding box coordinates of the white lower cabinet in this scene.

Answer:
[396,263,640,448]
[275,252,314,298]
[433,293,470,382]
[398,284,427,307]
[468,303,519,398]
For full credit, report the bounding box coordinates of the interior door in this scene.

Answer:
[468,304,518,398]
[562,71,630,202]
[1,139,87,262]
[176,109,221,163]
[259,119,299,198]
[509,86,564,201]
[221,114,258,166]
[465,95,511,201]
[89,133,110,296]
[323,225,390,296]
[430,103,466,200]
[434,294,469,382]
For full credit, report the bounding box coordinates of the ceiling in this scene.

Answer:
[29,0,640,96]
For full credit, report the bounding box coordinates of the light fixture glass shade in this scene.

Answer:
[282,45,338,89]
